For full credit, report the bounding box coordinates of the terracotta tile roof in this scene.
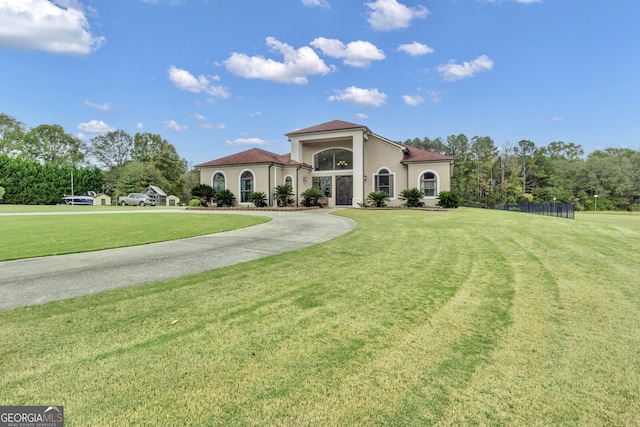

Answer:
[286,119,367,136]
[195,147,309,168]
[402,145,454,163]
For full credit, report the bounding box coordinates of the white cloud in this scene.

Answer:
[250,111,262,117]
[225,137,272,146]
[437,55,494,81]
[198,123,225,130]
[397,41,434,57]
[224,36,335,84]
[135,122,144,129]
[428,91,443,103]
[328,86,387,107]
[402,95,424,106]
[311,37,385,68]
[77,120,114,133]
[193,113,207,121]
[168,66,230,98]
[162,120,187,132]
[538,117,563,122]
[301,0,330,8]
[517,0,541,3]
[84,99,112,111]
[0,0,104,55]
[355,113,369,119]
[365,0,429,31]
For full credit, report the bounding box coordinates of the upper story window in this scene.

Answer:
[314,149,353,171]
[420,172,437,197]
[212,172,225,192]
[285,176,293,188]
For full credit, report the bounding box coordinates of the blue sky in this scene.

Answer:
[1,0,638,166]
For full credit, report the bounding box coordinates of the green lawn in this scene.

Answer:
[1,208,639,425]
[0,211,269,260]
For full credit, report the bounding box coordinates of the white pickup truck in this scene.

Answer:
[118,193,156,206]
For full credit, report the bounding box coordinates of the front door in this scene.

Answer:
[336,175,353,206]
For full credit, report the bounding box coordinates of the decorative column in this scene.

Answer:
[352,131,364,207]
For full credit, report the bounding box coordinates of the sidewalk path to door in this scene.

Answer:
[0,209,355,311]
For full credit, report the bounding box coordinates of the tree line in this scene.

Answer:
[403,134,640,211]
[0,113,198,204]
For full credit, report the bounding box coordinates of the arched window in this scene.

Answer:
[212,172,225,192]
[240,171,254,203]
[420,172,437,197]
[313,149,353,171]
[285,176,293,188]
[375,168,393,197]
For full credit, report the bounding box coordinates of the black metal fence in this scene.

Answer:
[501,203,575,219]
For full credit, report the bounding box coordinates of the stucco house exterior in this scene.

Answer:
[195,120,454,208]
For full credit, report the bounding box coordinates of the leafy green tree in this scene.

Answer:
[89,130,133,169]
[0,113,26,155]
[115,161,168,198]
[133,132,186,197]
[23,124,86,166]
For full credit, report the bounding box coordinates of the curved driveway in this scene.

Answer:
[0,210,355,311]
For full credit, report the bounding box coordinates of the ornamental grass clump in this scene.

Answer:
[248,191,268,207]
[437,190,461,208]
[399,188,425,207]
[366,191,389,208]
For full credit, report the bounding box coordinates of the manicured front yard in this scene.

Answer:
[1,208,639,425]
[0,211,269,261]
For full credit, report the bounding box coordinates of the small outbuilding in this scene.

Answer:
[166,195,180,206]
[145,185,168,206]
[93,193,112,206]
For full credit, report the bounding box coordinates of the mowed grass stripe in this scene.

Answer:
[1,208,640,425]
[0,212,269,260]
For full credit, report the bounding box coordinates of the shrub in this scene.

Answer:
[191,184,214,206]
[214,189,236,207]
[366,191,389,208]
[188,199,201,207]
[399,188,424,208]
[0,186,4,201]
[274,185,294,207]
[301,188,324,207]
[436,190,461,208]
[248,191,267,207]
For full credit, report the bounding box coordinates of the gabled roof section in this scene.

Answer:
[286,119,369,136]
[402,145,454,163]
[195,147,308,168]
[146,185,167,196]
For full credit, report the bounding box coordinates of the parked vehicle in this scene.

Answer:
[63,191,96,205]
[118,193,156,206]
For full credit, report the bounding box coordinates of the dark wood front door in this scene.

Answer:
[336,175,352,206]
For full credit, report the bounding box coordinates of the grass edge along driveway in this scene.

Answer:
[0,211,270,261]
[1,208,639,425]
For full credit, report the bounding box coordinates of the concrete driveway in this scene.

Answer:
[0,209,355,310]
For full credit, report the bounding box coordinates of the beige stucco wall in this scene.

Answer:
[199,164,313,206]
[406,162,452,207]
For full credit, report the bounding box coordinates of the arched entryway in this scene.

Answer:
[336,175,352,206]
